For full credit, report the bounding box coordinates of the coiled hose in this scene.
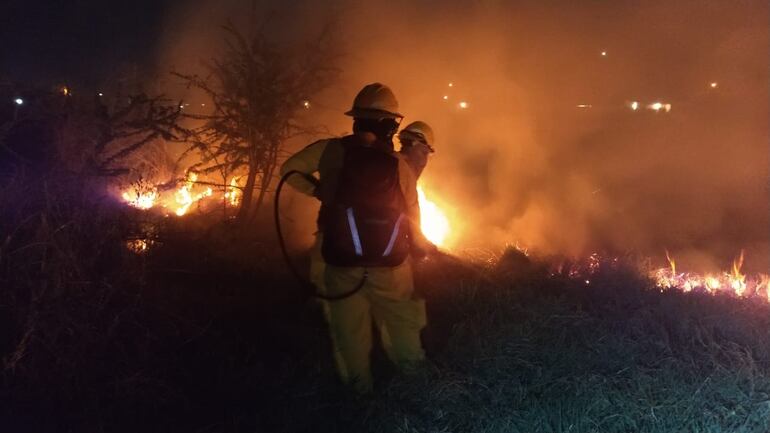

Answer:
[274,170,367,301]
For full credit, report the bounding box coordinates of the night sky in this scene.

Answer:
[0,0,173,86]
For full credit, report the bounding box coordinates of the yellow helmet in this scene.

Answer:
[399,121,435,149]
[345,83,404,119]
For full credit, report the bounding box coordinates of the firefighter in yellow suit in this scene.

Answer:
[398,121,436,178]
[280,83,434,393]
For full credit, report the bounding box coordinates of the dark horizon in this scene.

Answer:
[0,0,173,87]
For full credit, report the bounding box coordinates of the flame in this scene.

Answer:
[121,171,239,216]
[548,250,766,303]
[704,275,721,293]
[174,172,213,216]
[122,187,157,210]
[126,239,152,254]
[665,249,676,276]
[224,176,242,207]
[729,250,746,296]
[417,184,450,248]
[651,250,764,299]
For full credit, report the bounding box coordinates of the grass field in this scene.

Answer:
[2,208,770,432]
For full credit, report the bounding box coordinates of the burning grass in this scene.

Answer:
[4,216,769,432]
[119,172,240,217]
[283,253,770,432]
[2,159,768,432]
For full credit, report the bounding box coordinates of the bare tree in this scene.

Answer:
[174,20,340,223]
[56,93,184,177]
[0,86,183,181]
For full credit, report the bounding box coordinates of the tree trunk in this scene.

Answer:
[250,166,271,222]
[249,143,278,222]
[236,157,258,223]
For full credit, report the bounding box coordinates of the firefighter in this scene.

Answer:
[280,83,435,393]
[398,121,435,178]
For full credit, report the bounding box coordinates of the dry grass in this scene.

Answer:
[2,180,769,433]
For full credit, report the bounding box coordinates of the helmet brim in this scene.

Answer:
[398,130,427,145]
[345,108,404,119]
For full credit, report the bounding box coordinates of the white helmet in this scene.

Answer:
[399,121,435,150]
[345,83,403,119]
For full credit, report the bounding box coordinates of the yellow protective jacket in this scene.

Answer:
[399,146,429,178]
[280,136,432,254]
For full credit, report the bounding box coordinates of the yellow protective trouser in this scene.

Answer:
[313,234,426,394]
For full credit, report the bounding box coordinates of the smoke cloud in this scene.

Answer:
[155,0,769,272]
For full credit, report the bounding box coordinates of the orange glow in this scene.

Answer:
[174,172,213,216]
[122,187,157,210]
[224,176,242,207]
[729,250,746,296]
[652,250,765,300]
[126,239,152,254]
[121,171,239,216]
[417,184,450,248]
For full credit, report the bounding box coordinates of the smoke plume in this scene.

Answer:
[155,0,769,272]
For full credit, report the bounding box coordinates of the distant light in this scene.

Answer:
[98,92,104,97]
[630,101,639,111]
[61,86,70,96]
[201,103,206,107]
[576,104,592,109]
[302,100,311,109]
[648,102,672,113]
[14,98,23,105]
[585,280,591,285]
[458,101,468,109]
[710,82,718,89]
[448,82,454,87]
[442,95,449,101]
[601,51,607,57]
[179,105,184,109]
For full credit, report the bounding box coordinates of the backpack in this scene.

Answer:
[320,140,410,267]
